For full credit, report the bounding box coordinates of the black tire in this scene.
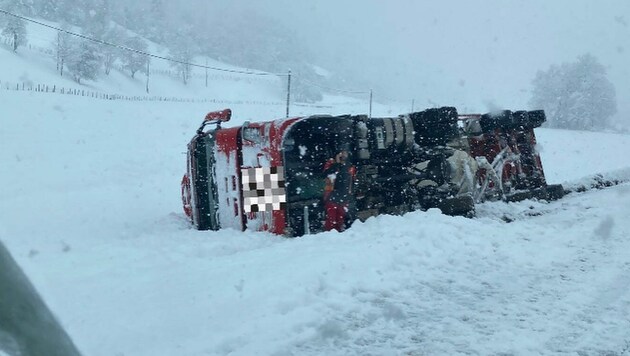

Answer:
[480,113,499,132]
[438,106,460,141]
[480,110,512,132]
[545,184,565,201]
[527,110,546,128]
[497,110,514,130]
[512,111,529,130]
[436,194,475,217]
[411,107,459,146]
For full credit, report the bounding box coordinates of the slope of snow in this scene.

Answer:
[536,129,630,184]
[2,88,630,356]
[2,20,630,356]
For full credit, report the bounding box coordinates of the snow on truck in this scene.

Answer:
[181,107,563,236]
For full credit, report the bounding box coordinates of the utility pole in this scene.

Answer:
[369,89,373,119]
[286,69,291,118]
[146,59,150,94]
[205,58,208,88]
[56,31,60,72]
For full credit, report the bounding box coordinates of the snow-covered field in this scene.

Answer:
[2,24,630,355]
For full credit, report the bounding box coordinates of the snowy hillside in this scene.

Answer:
[2,19,630,356]
[0,19,392,115]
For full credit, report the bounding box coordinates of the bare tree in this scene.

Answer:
[0,0,31,53]
[1,15,27,52]
[101,26,125,75]
[121,35,149,78]
[54,24,72,76]
[167,27,196,85]
[65,36,100,84]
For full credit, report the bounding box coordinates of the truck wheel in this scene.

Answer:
[527,110,546,128]
[545,184,565,201]
[512,111,529,129]
[436,194,475,217]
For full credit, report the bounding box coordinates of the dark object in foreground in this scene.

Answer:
[0,241,82,356]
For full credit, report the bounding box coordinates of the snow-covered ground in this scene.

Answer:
[2,21,630,356]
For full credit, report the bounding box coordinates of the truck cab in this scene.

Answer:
[182,108,476,236]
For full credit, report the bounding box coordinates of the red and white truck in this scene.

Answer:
[181,107,562,236]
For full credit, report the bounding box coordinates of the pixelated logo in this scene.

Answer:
[241,166,287,213]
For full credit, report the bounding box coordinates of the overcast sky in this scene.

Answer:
[210,1,629,120]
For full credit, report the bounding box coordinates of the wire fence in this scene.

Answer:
[0,79,369,109]
[0,79,278,104]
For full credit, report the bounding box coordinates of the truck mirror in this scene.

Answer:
[204,109,231,123]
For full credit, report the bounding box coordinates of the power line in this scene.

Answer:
[0,8,285,77]
[296,76,370,95]
[374,93,406,104]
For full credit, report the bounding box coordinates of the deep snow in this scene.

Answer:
[2,20,630,356]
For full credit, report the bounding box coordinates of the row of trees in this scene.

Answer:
[54,23,149,84]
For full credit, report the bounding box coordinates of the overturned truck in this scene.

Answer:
[181,107,563,236]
